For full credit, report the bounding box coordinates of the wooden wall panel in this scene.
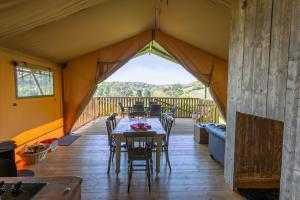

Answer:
[239,0,255,115]
[267,0,291,121]
[225,0,294,194]
[234,112,283,188]
[240,0,272,116]
[280,0,300,199]
[225,0,245,187]
[251,0,273,116]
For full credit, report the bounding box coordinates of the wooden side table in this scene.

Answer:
[194,124,208,144]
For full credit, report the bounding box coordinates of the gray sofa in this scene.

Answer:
[205,124,226,167]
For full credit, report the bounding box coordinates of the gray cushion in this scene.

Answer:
[205,124,226,141]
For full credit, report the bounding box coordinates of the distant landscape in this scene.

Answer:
[95,81,212,99]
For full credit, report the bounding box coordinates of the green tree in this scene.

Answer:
[95,81,210,98]
[104,86,111,96]
[95,85,104,96]
[136,89,142,97]
[152,88,167,97]
[180,92,192,98]
[168,83,184,97]
[143,88,151,97]
[120,85,133,96]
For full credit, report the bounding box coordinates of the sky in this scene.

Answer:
[104,54,197,85]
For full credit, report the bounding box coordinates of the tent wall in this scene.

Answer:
[155,31,227,117]
[63,30,228,134]
[0,48,64,148]
[63,31,153,134]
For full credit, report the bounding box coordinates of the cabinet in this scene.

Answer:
[193,124,208,144]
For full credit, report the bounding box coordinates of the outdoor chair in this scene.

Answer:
[123,131,157,192]
[146,101,156,114]
[161,113,168,131]
[106,114,126,173]
[118,102,129,118]
[148,101,156,109]
[131,104,144,112]
[149,104,162,119]
[111,113,117,128]
[135,101,144,105]
[129,104,147,118]
[164,104,177,124]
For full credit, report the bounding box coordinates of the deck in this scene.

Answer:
[18,118,243,200]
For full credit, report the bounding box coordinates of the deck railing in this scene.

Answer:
[72,98,99,131]
[72,97,220,130]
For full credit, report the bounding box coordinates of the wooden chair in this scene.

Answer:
[106,114,126,173]
[111,113,117,128]
[163,115,174,170]
[161,113,168,131]
[118,102,129,118]
[154,115,174,170]
[164,104,177,124]
[123,131,157,192]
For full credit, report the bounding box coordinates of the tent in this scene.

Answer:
[0,0,230,134]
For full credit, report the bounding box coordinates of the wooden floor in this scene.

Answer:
[18,118,244,200]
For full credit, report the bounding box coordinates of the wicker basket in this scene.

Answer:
[41,139,58,152]
[18,145,50,165]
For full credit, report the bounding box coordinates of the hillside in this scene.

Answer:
[95,81,212,99]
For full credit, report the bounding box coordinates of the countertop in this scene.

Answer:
[1,176,82,200]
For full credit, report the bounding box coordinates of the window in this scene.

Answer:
[15,63,54,98]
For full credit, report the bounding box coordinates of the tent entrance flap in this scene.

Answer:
[63,30,153,134]
[63,30,228,134]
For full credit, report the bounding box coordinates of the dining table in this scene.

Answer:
[112,118,166,175]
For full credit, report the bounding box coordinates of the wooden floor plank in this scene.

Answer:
[18,118,244,200]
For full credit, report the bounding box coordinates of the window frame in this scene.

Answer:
[14,62,55,99]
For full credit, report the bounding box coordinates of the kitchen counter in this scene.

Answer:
[1,176,82,200]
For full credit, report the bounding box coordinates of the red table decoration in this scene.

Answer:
[130,123,152,130]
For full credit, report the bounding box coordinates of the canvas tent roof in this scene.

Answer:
[0,0,231,134]
[0,0,231,64]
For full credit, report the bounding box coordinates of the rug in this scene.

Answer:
[17,169,35,177]
[58,135,80,146]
